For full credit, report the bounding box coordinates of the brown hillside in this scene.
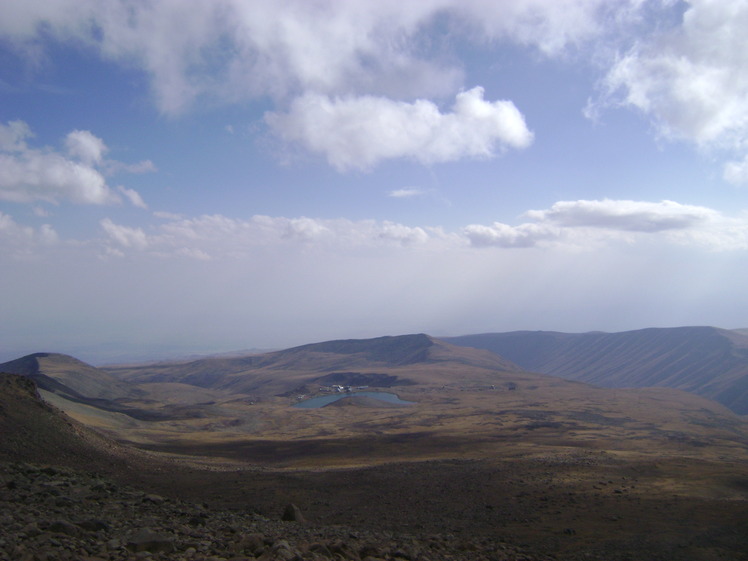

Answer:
[0,374,128,470]
[105,334,523,397]
[445,326,748,414]
[0,352,137,401]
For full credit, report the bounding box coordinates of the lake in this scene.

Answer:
[293,391,415,409]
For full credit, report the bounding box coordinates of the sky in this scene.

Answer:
[2,0,748,364]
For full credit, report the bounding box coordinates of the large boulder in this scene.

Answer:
[281,503,305,523]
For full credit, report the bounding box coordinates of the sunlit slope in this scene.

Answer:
[106,334,526,397]
[0,352,138,401]
[444,326,748,414]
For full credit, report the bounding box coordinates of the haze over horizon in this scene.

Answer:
[2,1,748,364]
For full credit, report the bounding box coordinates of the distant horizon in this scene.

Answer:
[3,3,748,367]
[3,323,746,367]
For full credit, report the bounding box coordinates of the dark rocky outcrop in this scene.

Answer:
[281,503,306,523]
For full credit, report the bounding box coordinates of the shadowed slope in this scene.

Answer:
[444,326,748,414]
[0,374,128,469]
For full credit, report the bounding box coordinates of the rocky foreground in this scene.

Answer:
[0,462,550,561]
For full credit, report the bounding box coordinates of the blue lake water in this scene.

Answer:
[293,391,415,409]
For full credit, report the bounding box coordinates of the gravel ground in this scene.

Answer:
[0,462,552,561]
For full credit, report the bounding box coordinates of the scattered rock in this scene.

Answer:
[0,461,558,561]
[45,519,81,537]
[76,519,110,532]
[127,528,175,553]
[281,503,305,523]
[143,493,166,505]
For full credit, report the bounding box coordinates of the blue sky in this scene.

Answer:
[2,0,748,364]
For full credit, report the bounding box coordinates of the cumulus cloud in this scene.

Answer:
[3,1,681,173]
[0,149,118,205]
[0,1,650,114]
[0,211,58,256]
[377,222,430,245]
[465,199,748,251]
[0,119,32,151]
[100,218,149,250]
[464,221,559,248]
[266,87,533,171]
[95,199,748,259]
[65,130,107,165]
[599,1,748,181]
[525,199,717,232]
[282,217,331,241]
[454,0,636,56]
[0,121,149,206]
[99,214,442,259]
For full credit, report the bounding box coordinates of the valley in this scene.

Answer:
[2,330,748,560]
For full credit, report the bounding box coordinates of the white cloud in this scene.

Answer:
[389,188,425,198]
[454,0,640,56]
[266,87,533,171]
[0,119,32,151]
[0,1,651,114]
[282,217,331,241]
[0,150,118,205]
[100,218,149,250]
[599,0,748,180]
[0,211,58,256]
[464,221,559,248]
[65,129,107,165]
[106,159,157,175]
[94,199,748,262]
[98,214,443,260]
[153,211,184,220]
[525,199,717,232]
[38,223,59,245]
[4,199,748,361]
[117,186,148,209]
[377,222,431,245]
[724,156,748,186]
[465,199,748,251]
[176,247,211,261]
[0,121,148,206]
[0,211,34,243]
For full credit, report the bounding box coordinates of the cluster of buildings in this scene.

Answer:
[319,384,369,393]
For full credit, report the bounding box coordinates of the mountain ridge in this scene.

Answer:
[0,352,138,402]
[443,326,748,414]
[6,328,748,414]
[105,333,524,396]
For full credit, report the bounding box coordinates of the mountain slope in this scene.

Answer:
[106,334,524,396]
[0,374,129,468]
[0,352,136,401]
[444,326,748,414]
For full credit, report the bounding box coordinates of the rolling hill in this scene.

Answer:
[0,352,137,402]
[443,326,748,414]
[3,333,748,561]
[105,333,524,396]
[0,352,238,424]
